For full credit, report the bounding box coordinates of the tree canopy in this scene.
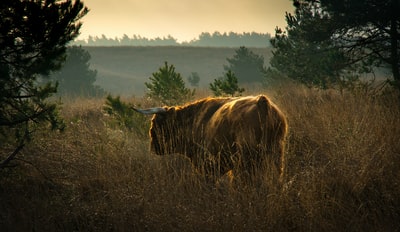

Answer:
[145,62,195,106]
[51,46,105,97]
[314,0,400,89]
[72,32,271,47]
[209,70,245,97]
[267,1,351,88]
[0,0,88,168]
[224,46,266,83]
[271,0,400,90]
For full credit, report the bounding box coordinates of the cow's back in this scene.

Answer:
[206,95,266,144]
[204,95,287,174]
[190,97,234,132]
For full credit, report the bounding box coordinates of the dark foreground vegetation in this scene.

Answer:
[1,85,399,231]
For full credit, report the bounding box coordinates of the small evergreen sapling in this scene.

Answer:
[209,70,245,97]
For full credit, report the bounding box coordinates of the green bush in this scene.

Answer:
[103,95,149,137]
[145,62,195,106]
[210,70,245,97]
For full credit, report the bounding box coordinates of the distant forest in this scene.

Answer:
[72,31,271,47]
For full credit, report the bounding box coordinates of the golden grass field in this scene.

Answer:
[1,84,400,231]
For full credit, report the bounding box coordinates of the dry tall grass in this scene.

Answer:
[1,85,399,231]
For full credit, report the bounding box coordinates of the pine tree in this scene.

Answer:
[273,0,400,91]
[145,62,195,105]
[267,1,350,89]
[224,46,266,83]
[51,46,105,97]
[103,95,149,137]
[210,70,245,97]
[0,0,88,168]
[311,0,400,90]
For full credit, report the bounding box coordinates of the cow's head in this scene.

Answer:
[132,106,179,156]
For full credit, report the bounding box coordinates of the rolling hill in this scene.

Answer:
[84,46,272,96]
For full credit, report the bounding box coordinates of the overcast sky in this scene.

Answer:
[78,0,294,42]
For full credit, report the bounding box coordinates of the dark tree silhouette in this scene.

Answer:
[316,0,400,90]
[51,46,105,97]
[224,46,266,83]
[286,0,400,91]
[73,32,271,47]
[267,1,350,89]
[0,0,88,168]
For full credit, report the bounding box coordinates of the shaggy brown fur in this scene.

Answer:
[147,95,288,181]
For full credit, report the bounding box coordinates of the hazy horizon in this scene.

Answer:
[73,31,272,47]
[78,0,294,43]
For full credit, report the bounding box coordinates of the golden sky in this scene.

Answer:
[78,0,294,42]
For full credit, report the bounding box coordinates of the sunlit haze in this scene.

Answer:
[78,0,294,42]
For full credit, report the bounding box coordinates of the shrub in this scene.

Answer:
[145,62,195,105]
[103,95,148,137]
[209,70,245,96]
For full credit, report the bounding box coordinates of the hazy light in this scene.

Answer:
[78,0,294,42]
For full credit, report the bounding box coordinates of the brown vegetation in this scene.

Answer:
[1,85,399,231]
